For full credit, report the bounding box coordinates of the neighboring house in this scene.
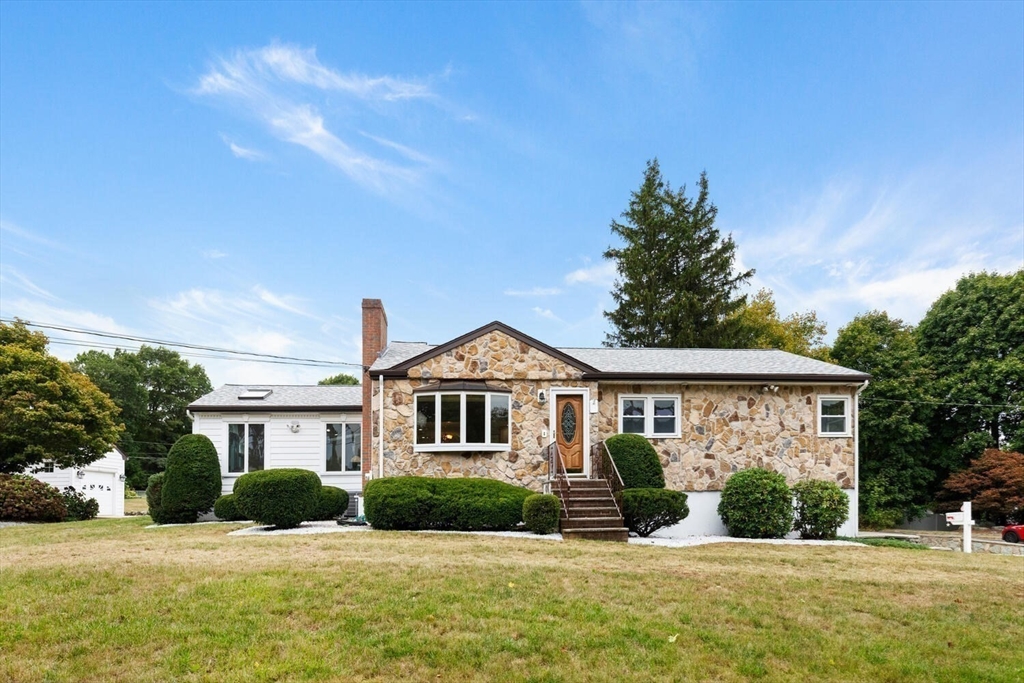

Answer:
[187,385,363,513]
[189,299,870,537]
[31,447,126,517]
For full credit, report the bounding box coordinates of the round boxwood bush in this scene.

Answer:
[62,486,99,521]
[717,467,794,538]
[233,468,322,529]
[523,493,561,534]
[792,479,849,540]
[146,472,166,523]
[160,434,222,524]
[619,488,689,537]
[605,433,665,489]
[310,486,350,521]
[213,493,246,521]
[0,474,67,522]
[364,477,533,531]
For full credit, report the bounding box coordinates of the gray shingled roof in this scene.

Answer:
[189,384,362,411]
[370,338,867,381]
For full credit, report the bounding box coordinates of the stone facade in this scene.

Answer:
[596,383,856,491]
[371,330,598,492]
[371,331,857,495]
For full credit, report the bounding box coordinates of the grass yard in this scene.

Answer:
[1,519,1020,683]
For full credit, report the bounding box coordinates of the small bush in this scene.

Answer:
[858,475,907,530]
[0,474,67,522]
[605,434,665,489]
[852,537,930,550]
[124,485,138,499]
[718,468,794,538]
[62,486,99,521]
[161,434,222,524]
[364,477,533,531]
[792,480,849,539]
[213,494,246,521]
[619,488,689,537]
[523,494,561,534]
[146,473,166,523]
[310,487,350,521]
[234,469,322,529]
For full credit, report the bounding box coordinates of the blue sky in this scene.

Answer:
[1,1,1022,386]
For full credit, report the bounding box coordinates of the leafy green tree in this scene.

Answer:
[74,345,212,488]
[603,159,754,348]
[318,372,360,386]
[831,312,935,520]
[729,288,831,360]
[916,270,1024,472]
[0,321,122,474]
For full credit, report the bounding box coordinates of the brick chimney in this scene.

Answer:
[361,299,387,477]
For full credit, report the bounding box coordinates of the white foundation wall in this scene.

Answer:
[191,412,364,497]
[654,489,859,538]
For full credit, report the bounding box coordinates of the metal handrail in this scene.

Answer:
[592,440,625,517]
[545,441,571,520]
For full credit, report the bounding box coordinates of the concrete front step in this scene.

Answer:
[563,496,617,508]
[563,479,613,490]
[562,527,629,542]
[561,516,625,530]
[563,506,620,518]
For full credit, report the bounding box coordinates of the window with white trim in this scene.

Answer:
[326,423,361,472]
[618,395,680,437]
[414,392,510,451]
[818,396,850,436]
[228,423,265,473]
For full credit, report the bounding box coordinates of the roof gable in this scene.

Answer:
[370,321,599,377]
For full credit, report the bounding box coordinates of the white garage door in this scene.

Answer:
[79,471,117,517]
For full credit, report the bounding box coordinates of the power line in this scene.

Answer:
[860,397,1021,410]
[3,318,363,369]
[46,338,349,369]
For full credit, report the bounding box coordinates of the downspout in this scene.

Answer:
[378,374,385,479]
[853,380,868,537]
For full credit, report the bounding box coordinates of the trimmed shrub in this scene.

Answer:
[146,473,166,523]
[619,488,689,537]
[718,468,794,538]
[233,469,322,529]
[310,487,350,521]
[161,434,222,524]
[213,494,246,521]
[364,477,533,531]
[124,485,139,499]
[62,486,99,521]
[605,434,665,489]
[523,494,561,534]
[792,480,849,540]
[0,474,67,522]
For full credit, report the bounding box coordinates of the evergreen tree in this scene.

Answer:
[603,159,753,348]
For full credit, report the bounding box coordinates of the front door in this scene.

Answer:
[556,394,585,474]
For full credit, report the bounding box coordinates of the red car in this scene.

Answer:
[1002,524,1024,544]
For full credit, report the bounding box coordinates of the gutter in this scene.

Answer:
[378,374,385,480]
[853,380,869,537]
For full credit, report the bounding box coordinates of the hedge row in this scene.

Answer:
[364,477,532,531]
[718,468,850,539]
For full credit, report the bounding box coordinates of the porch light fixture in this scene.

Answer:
[288,421,301,433]
[537,389,547,404]
[118,474,127,482]
[75,470,86,479]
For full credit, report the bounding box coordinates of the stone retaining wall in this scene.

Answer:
[916,533,1024,555]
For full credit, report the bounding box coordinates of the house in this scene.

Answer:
[31,446,127,517]
[190,298,870,537]
[187,384,363,514]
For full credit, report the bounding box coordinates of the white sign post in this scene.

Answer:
[945,501,974,553]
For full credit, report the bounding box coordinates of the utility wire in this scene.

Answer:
[860,397,1021,409]
[46,338,348,369]
[3,318,363,369]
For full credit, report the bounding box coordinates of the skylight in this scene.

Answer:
[238,389,273,400]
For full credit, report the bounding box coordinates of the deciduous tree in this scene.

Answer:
[729,288,830,360]
[318,372,359,386]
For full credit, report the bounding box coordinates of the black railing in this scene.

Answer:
[544,441,571,520]
[590,440,625,517]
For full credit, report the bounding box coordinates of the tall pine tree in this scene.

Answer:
[604,159,753,348]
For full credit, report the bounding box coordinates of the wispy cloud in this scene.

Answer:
[532,307,561,322]
[220,134,267,161]
[201,249,227,259]
[565,260,617,286]
[0,266,57,301]
[504,286,562,297]
[0,219,68,253]
[191,42,438,193]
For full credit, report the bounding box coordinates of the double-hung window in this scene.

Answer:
[414,386,511,451]
[326,423,361,472]
[817,396,851,436]
[228,423,265,473]
[619,395,680,438]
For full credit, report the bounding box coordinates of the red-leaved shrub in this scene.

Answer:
[0,474,68,522]
[938,449,1024,524]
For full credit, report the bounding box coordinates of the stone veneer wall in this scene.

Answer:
[596,383,856,491]
[371,330,598,492]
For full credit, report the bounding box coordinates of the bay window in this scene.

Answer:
[414,388,511,451]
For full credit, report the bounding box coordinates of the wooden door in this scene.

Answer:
[556,395,584,473]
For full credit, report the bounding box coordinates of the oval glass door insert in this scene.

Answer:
[560,403,577,443]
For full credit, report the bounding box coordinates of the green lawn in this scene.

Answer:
[1,518,1020,683]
